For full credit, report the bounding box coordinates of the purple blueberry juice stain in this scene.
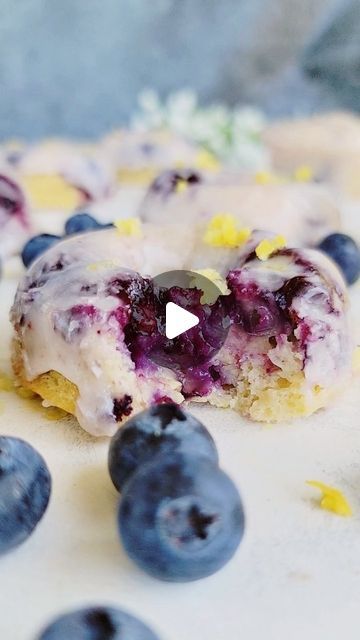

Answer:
[150,169,201,197]
[152,393,176,404]
[275,276,309,311]
[53,304,98,342]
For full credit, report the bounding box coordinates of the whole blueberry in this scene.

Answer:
[317,233,360,285]
[37,606,159,640]
[0,436,51,554]
[21,234,61,268]
[108,403,219,492]
[64,213,103,235]
[119,453,245,582]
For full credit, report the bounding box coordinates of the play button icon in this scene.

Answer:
[144,269,231,371]
[165,302,199,339]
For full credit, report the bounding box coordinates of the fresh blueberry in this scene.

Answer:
[37,606,160,640]
[64,212,104,235]
[108,403,219,492]
[119,453,244,582]
[0,436,51,554]
[317,233,360,285]
[21,234,61,268]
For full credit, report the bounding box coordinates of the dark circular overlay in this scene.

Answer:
[146,269,231,371]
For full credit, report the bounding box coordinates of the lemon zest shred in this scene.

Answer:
[294,165,314,183]
[255,235,286,261]
[307,480,352,517]
[254,170,283,185]
[195,149,220,171]
[175,179,188,194]
[114,218,141,237]
[204,213,251,249]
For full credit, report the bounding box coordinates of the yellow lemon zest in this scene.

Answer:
[175,179,188,194]
[204,213,251,249]
[192,269,229,295]
[114,218,141,237]
[195,149,220,171]
[255,235,286,261]
[87,260,119,272]
[0,372,14,392]
[294,165,314,183]
[307,480,352,517]
[42,406,68,421]
[352,346,360,373]
[254,170,283,185]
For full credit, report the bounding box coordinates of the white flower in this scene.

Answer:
[132,89,268,169]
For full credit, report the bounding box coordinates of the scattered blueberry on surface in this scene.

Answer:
[0,436,51,554]
[64,212,103,235]
[317,233,360,285]
[119,453,244,582]
[21,234,61,268]
[37,606,160,640]
[108,403,219,491]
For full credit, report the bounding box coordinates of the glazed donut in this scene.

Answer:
[263,112,360,198]
[18,140,115,210]
[138,169,341,247]
[11,224,351,436]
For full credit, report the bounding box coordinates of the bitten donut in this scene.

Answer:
[138,169,341,247]
[11,223,351,436]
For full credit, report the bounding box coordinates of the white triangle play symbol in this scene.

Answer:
[165,302,199,339]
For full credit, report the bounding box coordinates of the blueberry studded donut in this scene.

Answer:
[10,216,352,436]
[139,169,341,247]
